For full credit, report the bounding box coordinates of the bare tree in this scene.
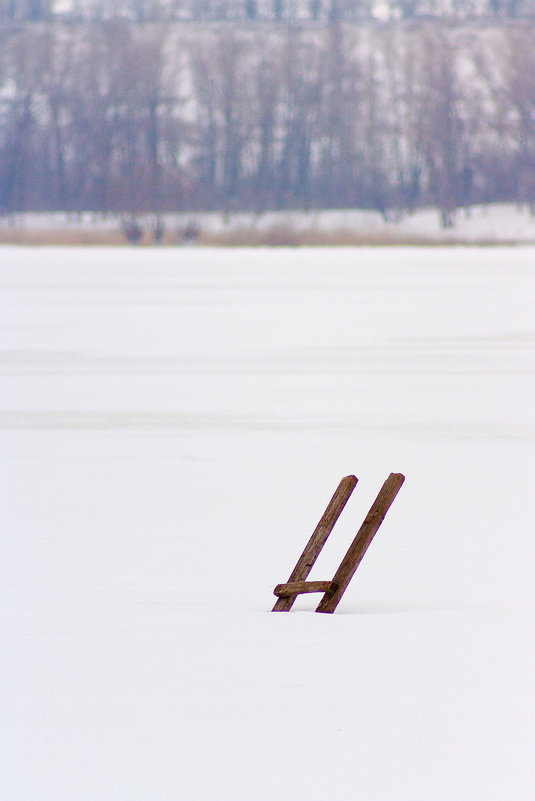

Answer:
[276,28,324,207]
[412,25,464,226]
[0,26,51,211]
[501,27,535,210]
[188,31,255,210]
[252,47,282,209]
[316,24,362,207]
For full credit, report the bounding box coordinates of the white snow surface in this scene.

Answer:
[1,246,534,801]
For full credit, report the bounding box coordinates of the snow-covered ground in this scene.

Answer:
[1,246,534,801]
[2,202,535,243]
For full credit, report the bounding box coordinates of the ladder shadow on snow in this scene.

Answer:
[272,472,405,614]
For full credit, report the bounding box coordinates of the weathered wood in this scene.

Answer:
[272,474,358,611]
[316,473,405,614]
[274,580,338,597]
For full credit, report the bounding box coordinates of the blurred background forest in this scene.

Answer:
[1,0,534,224]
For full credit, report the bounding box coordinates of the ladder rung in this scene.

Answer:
[273,580,338,598]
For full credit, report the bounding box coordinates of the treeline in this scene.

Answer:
[2,0,535,22]
[0,20,534,223]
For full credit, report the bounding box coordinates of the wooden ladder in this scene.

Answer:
[272,473,405,614]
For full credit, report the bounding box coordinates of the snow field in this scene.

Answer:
[1,246,534,801]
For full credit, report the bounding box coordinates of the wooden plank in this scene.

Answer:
[272,474,358,611]
[316,473,405,614]
[274,580,338,597]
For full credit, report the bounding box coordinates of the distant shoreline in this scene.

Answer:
[1,204,535,247]
[1,232,532,247]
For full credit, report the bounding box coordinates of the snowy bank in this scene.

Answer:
[1,203,535,245]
